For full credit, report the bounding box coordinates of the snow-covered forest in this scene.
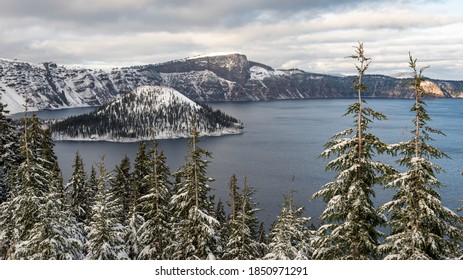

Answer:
[1,43,462,260]
[51,86,244,142]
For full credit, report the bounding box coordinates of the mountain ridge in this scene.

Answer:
[2,53,463,114]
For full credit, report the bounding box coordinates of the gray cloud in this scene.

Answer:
[0,0,462,80]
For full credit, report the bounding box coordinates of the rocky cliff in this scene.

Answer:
[1,54,463,114]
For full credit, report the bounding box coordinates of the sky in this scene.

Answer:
[1,0,463,80]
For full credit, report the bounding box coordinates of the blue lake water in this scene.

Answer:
[13,99,463,226]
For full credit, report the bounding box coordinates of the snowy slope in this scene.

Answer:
[52,86,243,142]
[2,54,463,115]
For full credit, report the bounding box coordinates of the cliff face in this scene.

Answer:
[2,54,463,114]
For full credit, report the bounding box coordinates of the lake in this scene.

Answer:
[12,99,463,226]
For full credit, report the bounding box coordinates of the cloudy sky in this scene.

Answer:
[1,0,462,80]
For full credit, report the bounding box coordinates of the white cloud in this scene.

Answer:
[0,0,462,80]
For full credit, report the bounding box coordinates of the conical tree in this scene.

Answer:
[15,166,83,259]
[86,159,128,260]
[66,152,88,226]
[312,42,393,260]
[215,198,228,258]
[265,190,314,260]
[132,142,150,202]
[223,178,261,260]
[169,119,219,260]
[109,155,132,224]
[0,99,20,204]
[3,110,50,259]
[378,54,462,260]
[137,142,172,260]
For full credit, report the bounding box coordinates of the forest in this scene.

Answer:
[0,43,462,260]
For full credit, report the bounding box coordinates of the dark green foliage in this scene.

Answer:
[0,100,20,204]
[132,142,150,202]
[50,87,242,140]
[66,152,88,225]
[109,155,132,224]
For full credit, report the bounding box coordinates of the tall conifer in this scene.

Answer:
[312,42,393,259]
[86,159,128,260]
[223,178,261,260]
[169,119,219,259]
[379,54,462,259]
[137,142,172,259]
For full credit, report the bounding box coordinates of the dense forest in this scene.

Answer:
[51,86,243,141]
[0,44,462,260]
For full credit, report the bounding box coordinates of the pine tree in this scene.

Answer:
[66,152,88,225]
[223,178,261,260]
[132,142,150,202]
[109,155,132,224]
[4,110,50,259]
[15,167,83,259]
[312,42,393,260]
[86,159,128,260]
[265,190,313,260]
[215,198,228,258]
[169,120,219,260]
[137,142,172,260]
[0,99,20,204]
[378,54,462,260]
[87,165,98,202]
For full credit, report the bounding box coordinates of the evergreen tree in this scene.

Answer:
[265,190,313,260]
[312,42,393,260]
[223,178,261,260]
[215,198,228,258]
[15,167,83,259]
[125,204,144,260]
[109,155,132,224]
[378,54,462,260]
[86,159,128,260]
[66,152,88,225]
[3,111,50,259]
[0,99,20,204]
[229,174,238,221]
[132,142,150,202]
[87,165,98,202]
[137,142,172,260]
[169,120,219,260]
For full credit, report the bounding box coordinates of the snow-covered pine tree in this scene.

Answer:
[3,109,50,259]
[137,142,172,260]
[66,152,88,226]
[223,177,261,260]
[87,165,98,202]
[86,159,128,260]
[265,190,313,260]
[109,155,132,224]
[312,42,393,260]
[0,99,20,204]
[15,166,83,259]
[378,54,462,260]
[169,119,219,260]
[215,198,228,258]
[132,142,151,201]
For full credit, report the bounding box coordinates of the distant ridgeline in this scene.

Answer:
[51,86,243,142]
